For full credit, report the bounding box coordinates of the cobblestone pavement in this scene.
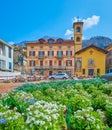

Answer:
[0,80,48,93]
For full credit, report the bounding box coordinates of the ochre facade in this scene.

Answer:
[75,45,107,76]
[27,40,74,76]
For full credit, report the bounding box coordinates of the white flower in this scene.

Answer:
[96,125,100,129]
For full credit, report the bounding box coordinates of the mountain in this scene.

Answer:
[82,36,112,48]
[13,36,112,49]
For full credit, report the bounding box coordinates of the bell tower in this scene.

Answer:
[73,19,83,52]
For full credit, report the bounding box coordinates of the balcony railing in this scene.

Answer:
[57,55,63,58]
[38,55,45,59]
[35,66,66,70]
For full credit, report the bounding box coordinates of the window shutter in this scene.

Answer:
[29,51,31,56]
[57,51,58,56]
[34,61,35,66]
[71,51,72,56]
[66,51,68,56]
[48,51,49,56]
[71,61,72,66]
[30,61,31,66]
[66,60,68,66]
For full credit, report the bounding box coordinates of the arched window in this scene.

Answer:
[76,37,80,42]
[48,38,54,44]
[57,38,63,44]
[76,27,80,32]
[38,38,45,44]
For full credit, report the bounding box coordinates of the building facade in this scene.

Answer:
[105,44,112,73]
[0,39,13,72]
[75,45,107,76]
[27,39,74,76]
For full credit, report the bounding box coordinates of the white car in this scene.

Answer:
[49,73,69,80]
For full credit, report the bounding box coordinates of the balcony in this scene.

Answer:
[57,55,63,58]
[38,55,45,59]
[35,66,66,70]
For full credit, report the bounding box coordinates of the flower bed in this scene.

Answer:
[0,79,112,130]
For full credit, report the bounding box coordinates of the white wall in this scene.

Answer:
[0,45,13,72]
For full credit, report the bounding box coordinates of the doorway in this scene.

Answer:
[88,69,94,76]
[49,71,53,76]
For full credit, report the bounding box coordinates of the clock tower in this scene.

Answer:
[73,19,83,52]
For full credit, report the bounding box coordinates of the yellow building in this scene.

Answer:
[75,45,107,76]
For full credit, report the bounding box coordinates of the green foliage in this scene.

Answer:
[0,79,112,129]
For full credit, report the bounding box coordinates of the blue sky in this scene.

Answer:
[0,0,112,43]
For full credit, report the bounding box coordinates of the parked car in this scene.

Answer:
[49,73,69,80]
[15,75,26,82]
[71,76,79,80]
[101,73,112,81]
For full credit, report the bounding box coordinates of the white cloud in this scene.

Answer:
[8,41,15,45]
[73,15,100,30]
[83,15,100,30]
[65,29,73,36]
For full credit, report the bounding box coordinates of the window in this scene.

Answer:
[40,61,43,66]
[66,60,72,66]
[57,38,63,44]
[68,46,71,48]
[30,60,35,66]
[9,47,12,58]
[57,51,63,57]
[39,51,44,57]
[109,59,112,65]
[49,46,52,49]
[9,62,12,69]
[48,51,54,56]
[29,51,35,56]
[66,51,72,56]
[76,37,80,42]
[76,27,80,32]
[109,50,112,55]
[49,60,52,66]
[38,38,45,44]
[82,69,85,75]
[18,56,23,66]
[0,43,3,55]
[58,46,62,49]
[0,60,6,69]
[97,68,100,74]
[31,46,34,48]
[0,43,5,55]
[58,60,62,66]
[88,59,94,66]
[48,39,54,44]
[40,46,43,49]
